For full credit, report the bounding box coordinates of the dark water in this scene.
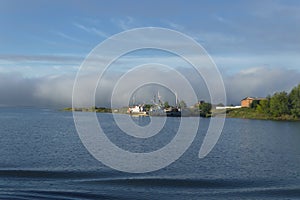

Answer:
[0,107,299,199]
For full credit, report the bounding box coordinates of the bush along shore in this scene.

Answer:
[227,84,300,121]
[63,107,112,113]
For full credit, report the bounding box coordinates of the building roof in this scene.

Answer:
[241,97,267,101]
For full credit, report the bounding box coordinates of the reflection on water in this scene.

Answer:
[0,108,299,199]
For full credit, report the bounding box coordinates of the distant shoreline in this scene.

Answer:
[63,107,300,122]
[62,107,212,117]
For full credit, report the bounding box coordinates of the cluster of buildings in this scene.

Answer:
[127,96,267,114]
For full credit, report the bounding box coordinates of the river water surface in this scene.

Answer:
[0,107,299,199]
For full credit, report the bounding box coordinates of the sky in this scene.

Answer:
[0,0,299,107]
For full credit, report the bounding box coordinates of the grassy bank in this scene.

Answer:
[226,108,300,121]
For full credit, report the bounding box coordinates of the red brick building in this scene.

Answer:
[241,97,266,108]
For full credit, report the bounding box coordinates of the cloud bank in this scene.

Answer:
[0,66,298,108]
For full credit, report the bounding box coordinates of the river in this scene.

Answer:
[0,107,299,199]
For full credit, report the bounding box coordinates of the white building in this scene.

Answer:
[128,105,143,113]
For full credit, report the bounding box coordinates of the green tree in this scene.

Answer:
[199,102,212,117]
[256,99,270,114]
[143,104,152,112]
[164,101,170,109]
[250,100,259,109]
[178,100,187,108]
[289,84,300,118]
[270,92,290,117]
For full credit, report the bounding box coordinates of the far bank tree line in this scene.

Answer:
[251,84,300,119]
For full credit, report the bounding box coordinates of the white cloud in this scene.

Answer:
[0,65,298,107]
[53,31,84,43]
[73,23,109,38]
[0,54,83,63]
[225,67,300,104]
[163,21,185,31]
[111,17,136,30]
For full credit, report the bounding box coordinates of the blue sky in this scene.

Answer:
[0,0,299,107]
